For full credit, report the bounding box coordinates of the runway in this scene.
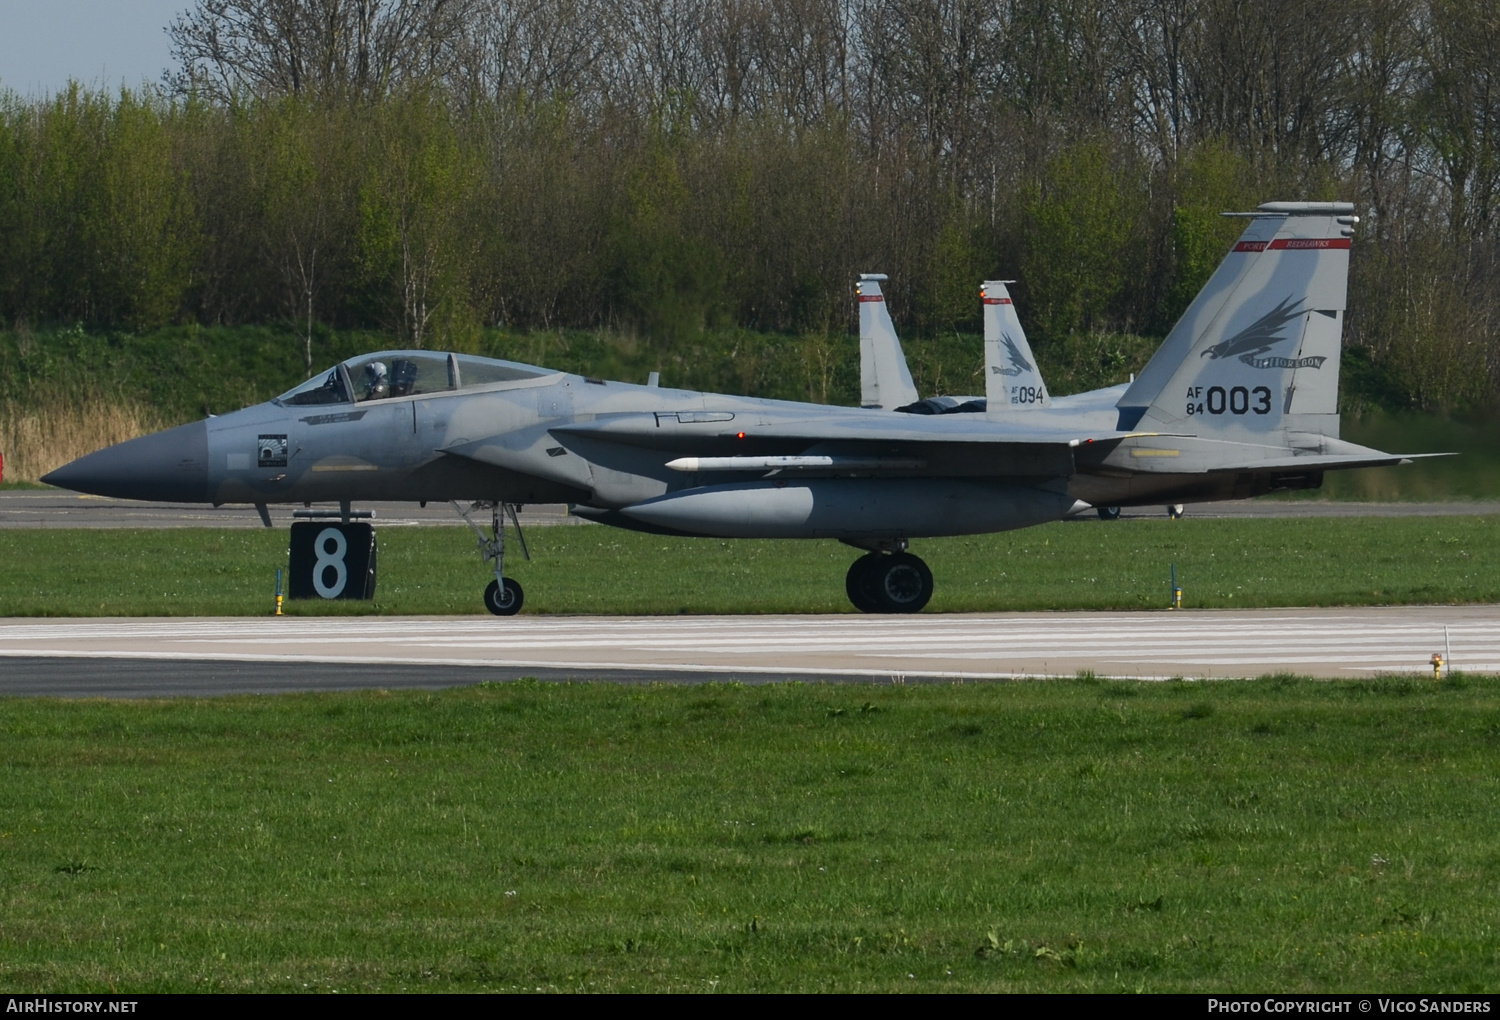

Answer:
[1,605,1495,695]
[3,489,1498,528]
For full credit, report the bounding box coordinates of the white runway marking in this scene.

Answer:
[1,606,1497,679]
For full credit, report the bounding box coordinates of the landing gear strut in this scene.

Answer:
[453,501,529,616]
[844,541,934,614]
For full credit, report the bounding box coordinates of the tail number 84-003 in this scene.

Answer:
[1186,385,1272,416]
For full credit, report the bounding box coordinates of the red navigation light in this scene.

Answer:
[736,432,746,439]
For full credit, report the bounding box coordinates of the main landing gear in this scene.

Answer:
[844,541,934,614]
[453,500,529,616]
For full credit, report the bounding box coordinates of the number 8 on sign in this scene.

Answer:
[312,527,348,598]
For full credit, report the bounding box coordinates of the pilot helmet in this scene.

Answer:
[363,360,390,399]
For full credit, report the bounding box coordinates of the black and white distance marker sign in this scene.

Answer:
[288,522,377,600]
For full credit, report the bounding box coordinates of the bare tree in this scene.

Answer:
[454,0,614,106]
[168,0,479,100]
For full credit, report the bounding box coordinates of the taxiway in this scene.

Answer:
[0,606,1494,695]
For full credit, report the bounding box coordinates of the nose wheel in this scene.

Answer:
[845,551,934,614]
[453,500,530,616]
[484,577,525,616]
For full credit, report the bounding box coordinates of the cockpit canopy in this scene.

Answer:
[275,351,550,406]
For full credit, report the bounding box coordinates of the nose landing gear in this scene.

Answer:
[453,501,529,616]
[844,543,934,614]
[484,577,524,615]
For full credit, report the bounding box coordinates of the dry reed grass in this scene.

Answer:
[0,387,164,482]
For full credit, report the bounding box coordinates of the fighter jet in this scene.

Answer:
[862,276,1052,417]
[865,277,1136,518]
[44,201,1425,615]
[883,278,1053,417]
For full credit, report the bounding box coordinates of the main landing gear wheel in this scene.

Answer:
[845,552,934,614]
[484,577,524,616]
[845,554,883,613]
[1097,506,1122,521]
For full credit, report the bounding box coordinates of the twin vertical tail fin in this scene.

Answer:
[982,281,1050,412]
[856,274,920,410]
[1117,201,1357,438]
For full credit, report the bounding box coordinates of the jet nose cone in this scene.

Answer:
[41,420,210,502]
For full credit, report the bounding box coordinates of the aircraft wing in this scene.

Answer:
[552,411,1124,449]
[545,412,1133,480]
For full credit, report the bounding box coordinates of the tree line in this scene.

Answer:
[0,0,1498,412]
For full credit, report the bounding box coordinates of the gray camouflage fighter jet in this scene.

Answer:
[44,201,1428,615]
[866,278,1143,518]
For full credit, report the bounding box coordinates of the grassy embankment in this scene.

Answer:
[2,324,1495,496]
[0,515,1495,616]
[1,674,1497,992]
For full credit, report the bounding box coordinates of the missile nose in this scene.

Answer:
[41,420,210,502]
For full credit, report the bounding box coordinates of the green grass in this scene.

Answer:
[1291,411,1500,501]
[2,675,1498,991]
[0,516,1496,616]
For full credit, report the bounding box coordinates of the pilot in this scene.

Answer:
[361,361,390,401]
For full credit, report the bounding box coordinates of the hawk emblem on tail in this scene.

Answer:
[1201,297,1303,361]
[992,333,1034,377]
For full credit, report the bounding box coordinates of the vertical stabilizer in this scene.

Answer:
[1116,202,1356,439]
[982,280,1050,412]
[857,274,920,409]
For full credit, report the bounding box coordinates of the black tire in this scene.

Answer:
[845,554,883,613]
[1097,506,1122,521]
[868,553,933,614]
[1167,504,1185,520]
[484,577,524,616]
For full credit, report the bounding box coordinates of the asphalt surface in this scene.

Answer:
[3,489,1499,527]
[1,606,1494,695]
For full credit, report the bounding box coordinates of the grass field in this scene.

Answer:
[1,675,1497,992]
[0,515,1496,616]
